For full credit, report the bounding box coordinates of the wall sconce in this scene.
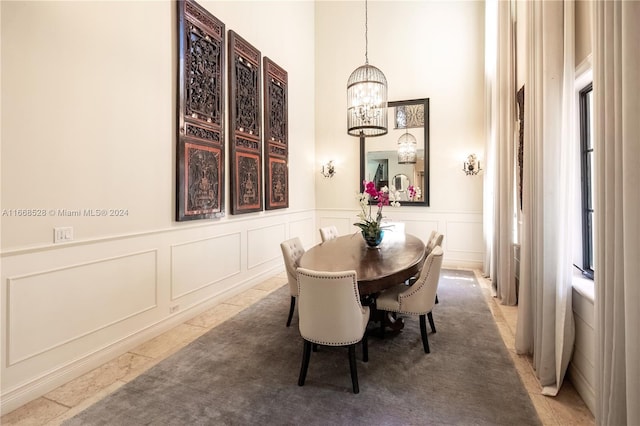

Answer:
[463,154,482,176]
[321,160,336,178]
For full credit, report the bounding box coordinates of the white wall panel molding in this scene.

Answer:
[6,250,158,366]
[0,208,318,257]
[570,288,595,415]
[247,223,287,270]
[445,220,484,254]
[315,207,483,215]
[287,217,316,248]
[170,233,242,300]
[317,217,352,242]
[0,262,285,414]
[316,210,484,269]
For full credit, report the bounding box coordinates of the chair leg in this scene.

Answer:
[379,317,385,339]
[362,333,369,363]
[348,344,359,394]
[427,311,436,333]
[298,340,312,386]
[435,293,439,304]
[312,343,318,352]
[419,314,430,354]
[286,296,295,327]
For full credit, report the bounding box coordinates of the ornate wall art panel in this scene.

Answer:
[235,152,262,210]
[263,57,288,210]
[228,31,263,214]
[183,142,223,215]
[394,103,425,129]
[267,156,288,208]
[176,0,225,221]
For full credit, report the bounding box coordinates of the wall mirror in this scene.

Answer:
[359,98,430,206]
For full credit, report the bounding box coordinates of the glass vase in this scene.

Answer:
[362,229,384,248]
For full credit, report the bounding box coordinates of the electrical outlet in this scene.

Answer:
[54,227,74,243]
[169,305,179,314]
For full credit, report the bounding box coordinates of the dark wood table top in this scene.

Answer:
[299,232,426,296]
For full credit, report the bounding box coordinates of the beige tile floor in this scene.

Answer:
[1,270,594,426]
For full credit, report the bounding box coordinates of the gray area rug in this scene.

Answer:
[65,269,541,425]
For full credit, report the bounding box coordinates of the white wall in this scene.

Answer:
[0,0,315,412]
[314,1,486,267]
[570,281,595,414]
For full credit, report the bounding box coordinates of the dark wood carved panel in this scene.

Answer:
[229,31,262,214]
[177,0,225,221]
[235,153,261,210]
[263,57,288,210]
[184,142,222,214]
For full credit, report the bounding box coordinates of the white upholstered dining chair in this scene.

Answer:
[425,231,444,256]
[376,246,444,353]
[420,230,444,304]
[280,237,306,327]
[296,268,370,394]
[319,225,339,242]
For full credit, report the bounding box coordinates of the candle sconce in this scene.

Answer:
[463,154,482,176]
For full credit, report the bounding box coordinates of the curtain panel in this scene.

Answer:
[593,1,640,424]
[514,0,575,396]
[483,0,517,306]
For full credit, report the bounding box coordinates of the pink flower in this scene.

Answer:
[364,180,378,197]
[408,185,416,200]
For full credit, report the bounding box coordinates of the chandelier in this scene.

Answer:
[347,0,388,137]
[397,132,417,164]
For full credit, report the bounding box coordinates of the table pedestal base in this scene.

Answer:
[367,307,404,338]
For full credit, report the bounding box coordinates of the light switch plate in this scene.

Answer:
[54,227,74,243]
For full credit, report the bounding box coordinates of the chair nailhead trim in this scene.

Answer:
[302,337,364,346]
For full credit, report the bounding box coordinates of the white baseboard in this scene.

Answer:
[568,363,595,416]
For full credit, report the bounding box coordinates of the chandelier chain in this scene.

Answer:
[365,0,369,64]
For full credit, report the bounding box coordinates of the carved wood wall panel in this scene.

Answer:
[177,0,225,221]
[228,31,263,214]
[263,57,288,210]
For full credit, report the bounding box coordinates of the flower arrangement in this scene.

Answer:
[354,180,400,246]
[407,185,422,201]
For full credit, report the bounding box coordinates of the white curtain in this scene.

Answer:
[514,0,575,396]
[483,0,517,306]
[593,1,640,424]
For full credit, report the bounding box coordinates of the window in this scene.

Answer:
[579,83,594,279]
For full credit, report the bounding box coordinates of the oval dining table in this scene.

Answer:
[299,231,426,296]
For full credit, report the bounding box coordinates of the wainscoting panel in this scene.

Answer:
[317,217,352,242]
[569,287,596,415]
[445,220,484,253]
[286,217,316,248]
[1,210,316,413]
[170,233,242,300]
[402,219,440,243]
[247,223,287,269]
[7,250,157,366]
[316,209,484,269]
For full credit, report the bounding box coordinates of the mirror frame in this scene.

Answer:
[359,98,430,206]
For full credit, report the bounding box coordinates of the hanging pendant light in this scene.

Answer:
[397,131,417,164]
[347,0,388,137]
